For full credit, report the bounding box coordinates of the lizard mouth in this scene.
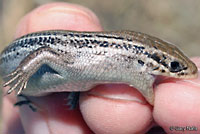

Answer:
[153,69,199,88]
[172,70,198,79]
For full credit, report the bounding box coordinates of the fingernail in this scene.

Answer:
[15,2,102,38]
[44,3,101,26]
[197,69,200,80]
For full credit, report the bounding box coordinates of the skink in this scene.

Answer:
[0,30,198,106]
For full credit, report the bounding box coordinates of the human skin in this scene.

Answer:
[2,2,200,134]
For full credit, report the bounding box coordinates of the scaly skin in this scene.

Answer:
[0,30,198,105]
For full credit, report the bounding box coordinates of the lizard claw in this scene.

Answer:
[3,68,29,95]
[3,68,21,78]
[3,71,23,87]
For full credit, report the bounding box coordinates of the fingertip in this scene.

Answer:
[14,2,102,38]
[153,82,200,133]
[19,93,92,134]
[79,84,153,134]
[2,96,24,134]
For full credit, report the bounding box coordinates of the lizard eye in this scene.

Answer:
[170,61,182,72]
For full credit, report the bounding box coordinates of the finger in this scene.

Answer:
[3,2,101,134]
[14,2,102,38]
[3,2,154,134]
[2,97,24,134]
[79,84,153,134]
[20,93,93,134]
[153,57,200,134]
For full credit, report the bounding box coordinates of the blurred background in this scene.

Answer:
[1,0,200,56]
[0,0,200,132]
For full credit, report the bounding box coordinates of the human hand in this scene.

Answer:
[2,2,200,134]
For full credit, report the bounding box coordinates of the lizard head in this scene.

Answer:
[147,42,198,79]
